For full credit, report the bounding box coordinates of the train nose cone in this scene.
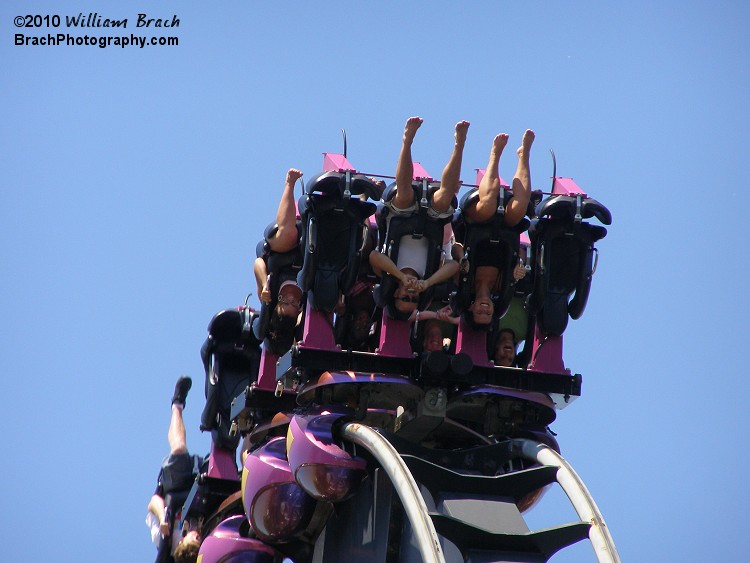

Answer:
[241,437,317,543]
[287,410,367,502]
[197,515,278,563]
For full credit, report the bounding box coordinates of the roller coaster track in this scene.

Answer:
[321,423,621,563]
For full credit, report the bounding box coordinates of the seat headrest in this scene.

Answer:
[298,193,377,222]
[536,195,612,225]
[207,309,244,341]
[582,198,612,225]
[458,187,480,211]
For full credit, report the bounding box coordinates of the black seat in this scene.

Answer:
[296,172,379,312]
[200,307,262,449]
[527,194,610,336]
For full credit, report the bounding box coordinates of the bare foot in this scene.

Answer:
[403,116,423,144]
[286,168,303,184]
[516,129,535,161]
[491,133,509,158]
[455,120,470,146]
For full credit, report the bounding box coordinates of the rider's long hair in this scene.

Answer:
[265,311,296,356]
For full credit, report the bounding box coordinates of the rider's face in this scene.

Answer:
[394,284,418,314]
[423,323,443,352]
[469,296,494,325]
[277,284,302,318]
[494,331,516,367]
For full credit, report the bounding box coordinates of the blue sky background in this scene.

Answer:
[2,1,749,561]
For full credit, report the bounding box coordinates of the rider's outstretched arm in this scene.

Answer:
[419,260,459,291]
[253,257,271,304]
[369,250,409,285]
[148,494,169,537]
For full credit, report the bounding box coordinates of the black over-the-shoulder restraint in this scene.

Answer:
[527,193,610,336]
[296,171,379,312]
[200,307,261,449]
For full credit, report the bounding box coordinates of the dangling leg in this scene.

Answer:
[433,120,470,214]
[505,129,535,227]
[469,133,509,223]
[267,168,303,253]
[168,376,192,455]
[393,116,423,209]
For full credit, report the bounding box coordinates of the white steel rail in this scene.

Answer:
[514,439,621,563]
[342,422,446,563]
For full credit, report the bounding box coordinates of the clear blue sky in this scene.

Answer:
[2,1,748,561]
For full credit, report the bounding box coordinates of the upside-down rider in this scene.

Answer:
[454,129,535,329]
[253,168,305,355]
[146,376,205,563]
[368,116,462,317]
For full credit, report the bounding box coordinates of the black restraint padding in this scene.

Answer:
[305,171,382,201]
[536,195,612,225]
[297,190,377,312]
[529,212,608,335]
[200,308,261,448]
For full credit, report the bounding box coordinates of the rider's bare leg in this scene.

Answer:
[168,376,191,455]
[470,133,509,223]
[433,121,470,214]
[168,404,187,455]
[393,117,423,209]
[505,130,535,226]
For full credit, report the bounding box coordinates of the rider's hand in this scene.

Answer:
[286,168,303,184]
[413,279,429,293]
